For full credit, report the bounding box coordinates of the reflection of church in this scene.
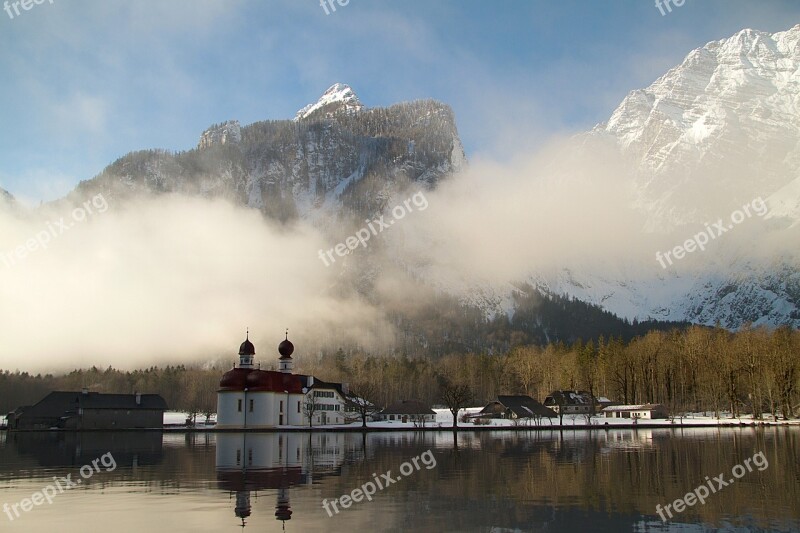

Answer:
[216,433,351,528]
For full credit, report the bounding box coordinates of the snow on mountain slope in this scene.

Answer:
[766,174,800,225]
[595,25,800,232]
[295,83,365,122]
[555,25,800,328]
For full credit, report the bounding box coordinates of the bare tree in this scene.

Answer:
[411,413,428,428]
[303,392,320,428]
[438,377,473,429]
[345,382,381,428]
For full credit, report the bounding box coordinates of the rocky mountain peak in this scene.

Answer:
[295,83,365,121]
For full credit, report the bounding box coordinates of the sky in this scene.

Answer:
[1,0,799,205]
[1,1,799,372]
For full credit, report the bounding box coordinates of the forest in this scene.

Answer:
[1,325,797,421]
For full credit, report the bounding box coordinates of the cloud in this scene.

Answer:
[390,135,652,285]
[0,195,393,372]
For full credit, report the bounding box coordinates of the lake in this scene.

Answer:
[0,428,798,532]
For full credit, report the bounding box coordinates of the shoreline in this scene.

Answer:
[5,419,799,433]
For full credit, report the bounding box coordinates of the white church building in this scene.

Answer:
[216,332,350,429]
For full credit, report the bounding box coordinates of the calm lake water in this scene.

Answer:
[0,428,798,532]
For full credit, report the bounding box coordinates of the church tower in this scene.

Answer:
[239,330,255,369]
[278,330,294,374]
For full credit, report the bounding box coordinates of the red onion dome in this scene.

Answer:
[219,368,250,391]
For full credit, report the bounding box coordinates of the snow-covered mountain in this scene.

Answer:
[596,25,800,231]
[294,83,364,122]
[57,27,800,332]
[75,84,465,224]
[541,25,800,328]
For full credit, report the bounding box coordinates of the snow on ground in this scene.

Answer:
[164,408,799,430]
[164,411,216,426]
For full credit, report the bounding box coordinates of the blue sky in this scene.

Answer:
[1,0,798,204]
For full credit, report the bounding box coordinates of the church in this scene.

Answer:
[216,332,350,428]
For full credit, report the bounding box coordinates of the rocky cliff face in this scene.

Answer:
[198,120,242,150]
[76,84,465,226]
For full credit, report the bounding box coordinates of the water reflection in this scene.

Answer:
[4,431,163,469]
[215,433,354,528]
[0,428,797,532]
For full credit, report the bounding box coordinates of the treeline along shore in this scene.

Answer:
[1,326,798,420]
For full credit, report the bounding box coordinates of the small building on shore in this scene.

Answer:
[543,390,596,415]
[375,400,435,423]
[6,390,167,430]
[478,395,557,420]
[601,404,669,420]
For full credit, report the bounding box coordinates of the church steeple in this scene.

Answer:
[238,329,255,369]
[278,330,294,374]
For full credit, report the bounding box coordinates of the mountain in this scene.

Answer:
[294,83,364,121]
[595,25,800,231]
[74,84,466,225]
[539,25,800,328]
[60,27,800,343]
[61,83,668,352]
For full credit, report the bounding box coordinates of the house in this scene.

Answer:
[375,400,435,423]
[298,376,349,426]
[601,404,669,420]
[217,332,351,429]
[478,395,557,420]
[543,390,596,414]
[6,390,167,430]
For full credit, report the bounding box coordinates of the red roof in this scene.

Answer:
[219,368,303,394]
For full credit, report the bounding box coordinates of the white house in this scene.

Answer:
[299,377,349,426]
[216,332,350,429]
[601,404,669,420]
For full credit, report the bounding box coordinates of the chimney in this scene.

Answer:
[81,388,89,396]
[135,393,142,406]
[308,376,314,388]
